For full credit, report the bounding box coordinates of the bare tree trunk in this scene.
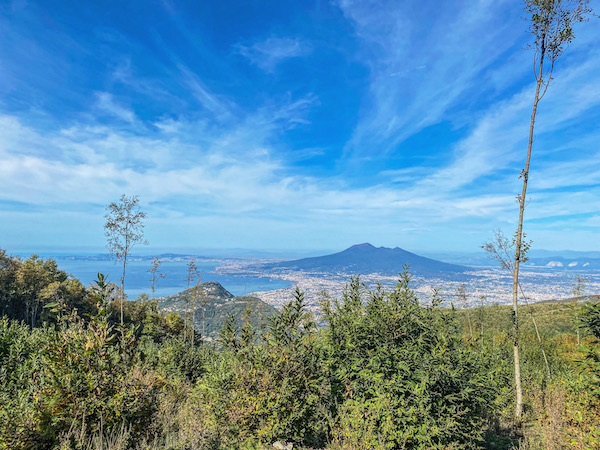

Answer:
[192,308,196,347]
[202,306,206,342]
[479,295,485,351]
[457,285,473,340]
[462,298,474,341]
[121,255,127,326]
[512,39,546,420]
[183,296,188,343]
[517,281,551,379]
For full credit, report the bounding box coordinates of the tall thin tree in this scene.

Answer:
[148,256,166,299]
[104,195,148,325]
[510,0,592,420]
[185,258,201,344]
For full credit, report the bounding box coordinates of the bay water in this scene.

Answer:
[52,257,290,299]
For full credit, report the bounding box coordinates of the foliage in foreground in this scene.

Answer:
[322,276,501,449]
[2,251,600,449]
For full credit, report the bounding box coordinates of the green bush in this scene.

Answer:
[323,273,502,449]
[0,317,49,449]
[33,277,164,447]
[139,337,208,383]
[579,302,600,396]
[191,289,329,448]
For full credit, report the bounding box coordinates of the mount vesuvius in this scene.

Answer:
[264,243,468,276]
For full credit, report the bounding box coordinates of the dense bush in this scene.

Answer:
[323,274,503,449]
[0,276,167,449]
[580,302,600,394]
[193,289,329,447]
[0,317,48,449]
[37,315,163,445]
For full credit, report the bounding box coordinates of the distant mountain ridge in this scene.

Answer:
[264,243,468,276]
[527,256,600,270]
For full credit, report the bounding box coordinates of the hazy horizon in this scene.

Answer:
[5,243,600,263]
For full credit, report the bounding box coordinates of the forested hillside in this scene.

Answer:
[1,249,600,449]
[158,281,278,339]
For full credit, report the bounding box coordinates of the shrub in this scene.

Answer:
[323,272,501,449]
[193,289,329,448]
[0,317,49,449]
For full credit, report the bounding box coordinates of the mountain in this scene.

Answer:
[526,256,600,270]
[265,243,468,276]
[158,281,278,340]
[529,249,600,259]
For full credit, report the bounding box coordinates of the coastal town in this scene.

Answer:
[214,258,600,313]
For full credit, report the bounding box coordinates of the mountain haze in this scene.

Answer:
[265,243,468,276]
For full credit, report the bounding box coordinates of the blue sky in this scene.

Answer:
[1,0,599,255]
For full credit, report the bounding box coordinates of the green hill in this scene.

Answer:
[158,281,278,340]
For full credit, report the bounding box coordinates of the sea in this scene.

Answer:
[49,256,290,299]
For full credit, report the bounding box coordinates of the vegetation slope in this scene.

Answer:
[158,281,278,340]
[1,248,600,449]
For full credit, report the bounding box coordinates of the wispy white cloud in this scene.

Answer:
[151,117,180,134]
[415,90,532,192]
[235,37,312,73]
[0,111,504,221]
[532,154,600,191]
[0,124,595,252]
[177,64,235,119]
[0,89,320,208]
[94,92,136,123]
[337,0,525,156]
[409,45,600,195]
